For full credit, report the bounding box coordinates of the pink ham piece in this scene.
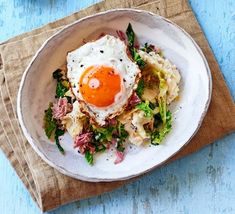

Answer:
[114,151,124,164]
[128,92,141,109]
[74,132,94,154]
[52,97,72,120]
[116,30,126,42]
[107,118,117,126]
[111,138,117,146]
[151,45,161,54]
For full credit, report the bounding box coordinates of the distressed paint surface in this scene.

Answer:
[0,0,235,213]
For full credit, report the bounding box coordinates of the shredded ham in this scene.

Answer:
[98,32,105,39]
[107,118,117,126]
[111,138,117,146]
[152,45,161,54]
[134,42,140,49]
[52,97,72,120]
[127,92,141,109]
[114,151,124,164]
[74,132,94,154]
[86,144,96,154]
[116,30,126,42]
[82,38,88,44]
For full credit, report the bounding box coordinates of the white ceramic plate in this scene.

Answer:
[17,9,212,182]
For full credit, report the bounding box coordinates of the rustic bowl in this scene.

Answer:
[17,9,212,182]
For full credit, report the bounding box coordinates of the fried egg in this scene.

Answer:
[67,35,141,126]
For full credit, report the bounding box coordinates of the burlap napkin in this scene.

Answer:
[0,0,234,211]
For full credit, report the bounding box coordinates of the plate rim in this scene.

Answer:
[17,8,212,182]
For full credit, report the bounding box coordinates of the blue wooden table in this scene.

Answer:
[0,1,235,213]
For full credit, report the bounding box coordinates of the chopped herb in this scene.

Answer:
[91,122,128,153]
[137,101,153,117]
[95,144,107,152]
[43,103,56,139]
[116,123,128,152]
[116,139,125,152]
[92,126,114,142]
[85,150,93,165]
[136,79,144,97]
[118,123,128,139]
[55,128,65,154]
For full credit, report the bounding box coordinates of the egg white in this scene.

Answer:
[67,35,140,126]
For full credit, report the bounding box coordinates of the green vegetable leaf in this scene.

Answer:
[55,128,65,154]
[136,79,144,97]
[133,49,146,69]
[56,81,68,98]
[149,67,172,144]
[85,150,93,165]
[137,101,153,117]
[53,68,69,98]
[126,23,145,69]
[52,69,63,80]
[126,23,135,49]
[43,103,57,139]
[149,102,157,110]
[151,110,172,145]
[158,97,167,124]
[152,68,168,124]
[153,112,162,128]
[55,128,65,137]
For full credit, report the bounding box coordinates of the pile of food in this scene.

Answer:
[43,23,181,165]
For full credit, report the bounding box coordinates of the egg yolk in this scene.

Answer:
[79,65,121,107]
